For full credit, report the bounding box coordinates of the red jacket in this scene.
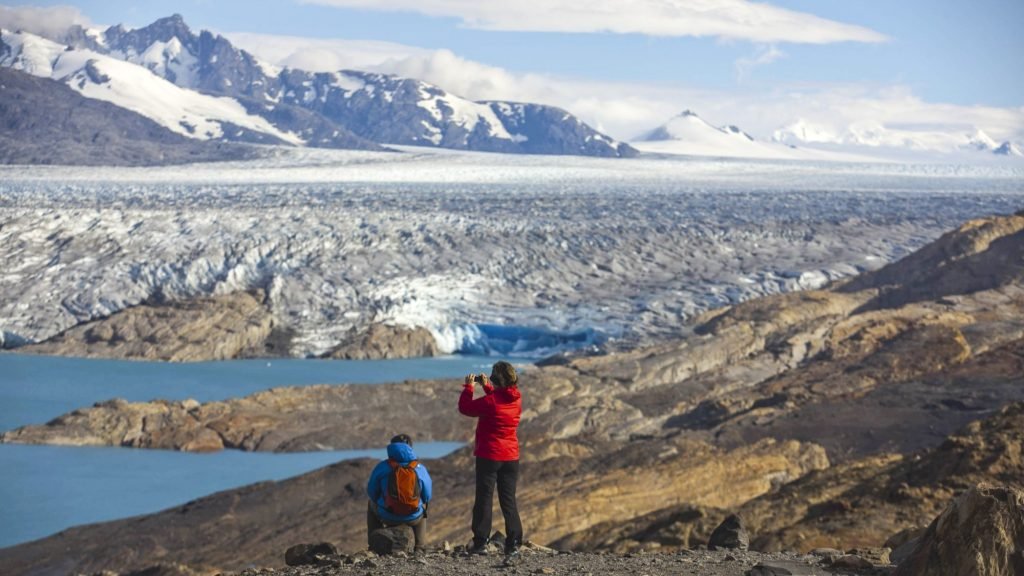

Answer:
[458,382,521,461]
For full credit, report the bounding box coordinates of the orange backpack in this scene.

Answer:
[384,459,421,515]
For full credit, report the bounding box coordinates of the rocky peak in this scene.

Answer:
[993,141,1023,156]
[102,13,198,61]
[722,125,754,141]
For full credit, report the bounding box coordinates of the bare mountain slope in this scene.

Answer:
[0,67,253,165]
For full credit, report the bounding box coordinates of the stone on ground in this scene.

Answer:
[284,542,337,566]
[709,514,750,551]
[368,526,413,555]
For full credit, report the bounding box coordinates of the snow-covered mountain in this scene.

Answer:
[0,29,311,147]
[631,110,878,162]
[2,14,634,158]
[632,110,790,159]
[773,119,1021,158]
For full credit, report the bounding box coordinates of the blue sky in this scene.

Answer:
[18,0,1022,106]
[4,1,1023,141]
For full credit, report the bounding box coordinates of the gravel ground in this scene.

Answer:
[246,546,887,576]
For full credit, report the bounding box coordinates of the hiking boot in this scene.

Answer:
[466,541,489,556]
[503,548,521,566]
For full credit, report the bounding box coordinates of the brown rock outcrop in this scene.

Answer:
[839,213,1024,310]
[548,401,1024,556]
[20,291,282,361]
[895,484,1024,576]
[324,323,440,359]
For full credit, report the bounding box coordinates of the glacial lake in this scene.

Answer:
[0,353,492,548]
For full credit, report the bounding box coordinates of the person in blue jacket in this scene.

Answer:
[366,433,433,552]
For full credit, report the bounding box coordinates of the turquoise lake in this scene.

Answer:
[0,353,492,548]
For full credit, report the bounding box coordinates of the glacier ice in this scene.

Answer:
[0,148,1021,357]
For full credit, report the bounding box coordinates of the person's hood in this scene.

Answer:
[387,442,417,463]
[496,385,521,401]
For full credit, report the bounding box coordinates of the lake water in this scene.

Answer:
[0,353,497,431]
[0,353,491,549]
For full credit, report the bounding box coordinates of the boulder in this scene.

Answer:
[284,542,337,566]
[368,526,413,555]
[708,514,749,551]
[895,484,1024,576]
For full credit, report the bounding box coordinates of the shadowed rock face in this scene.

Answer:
[1,213,1022,575]
[894,484,1024,576]
[19,291,279,362]
[0,68,255,166]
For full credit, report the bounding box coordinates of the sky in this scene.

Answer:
[3,1,1023,143]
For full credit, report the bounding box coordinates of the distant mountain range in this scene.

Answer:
[631,110,879,162]
[772,118,1023,158]
[0,14,636,164]
[631,110,1022,161]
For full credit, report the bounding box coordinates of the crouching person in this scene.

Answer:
[366,433,432,553]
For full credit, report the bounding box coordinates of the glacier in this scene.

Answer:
[0,147,1021,357]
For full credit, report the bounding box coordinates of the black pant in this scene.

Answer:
[367,500,427,549]
[472,457,523,551]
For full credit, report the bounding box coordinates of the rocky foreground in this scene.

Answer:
[1,212,1022,576]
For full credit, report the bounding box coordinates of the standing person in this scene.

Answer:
[366,433,432,553]
[458,360,523,563]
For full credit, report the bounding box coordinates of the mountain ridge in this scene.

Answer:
[0,14,636,161]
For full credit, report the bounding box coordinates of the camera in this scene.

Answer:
[473,374,486,384]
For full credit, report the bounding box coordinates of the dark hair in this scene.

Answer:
[490,361,518,388]
[390,433,413,446]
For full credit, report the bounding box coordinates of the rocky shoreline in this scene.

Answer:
[13,289,438,361]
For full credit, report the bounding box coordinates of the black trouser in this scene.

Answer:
[367,500,427,549]
[472,457,523,551]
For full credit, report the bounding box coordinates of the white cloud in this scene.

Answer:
[0,4,92,39]
[735,44,784,82]
[224,32,432,71]
[228,31,1024,146]
[299,0,887,44]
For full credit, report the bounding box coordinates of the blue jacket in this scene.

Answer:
[367,442,433,523]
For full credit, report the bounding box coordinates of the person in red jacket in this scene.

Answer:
[458,360,523,561]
